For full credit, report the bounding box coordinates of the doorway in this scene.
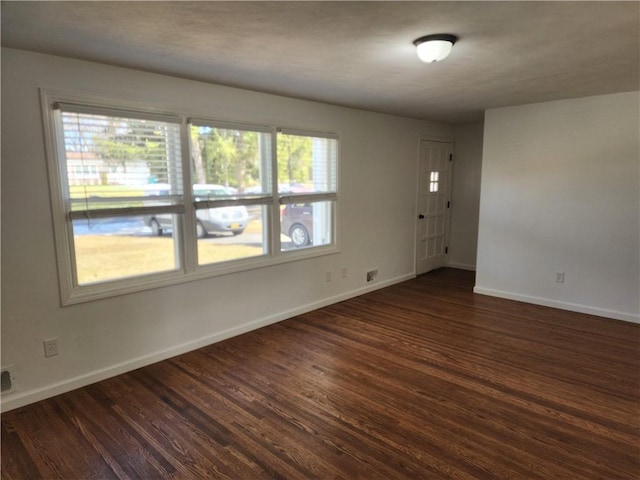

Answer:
[416,140,452,275]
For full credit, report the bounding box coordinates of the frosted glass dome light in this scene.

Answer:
[414,34,458,63]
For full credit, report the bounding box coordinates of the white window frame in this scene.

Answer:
[187,118,276,271]
[276,128,339,253]
[40,90,340,305]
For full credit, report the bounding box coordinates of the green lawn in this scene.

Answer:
[75,235,264,285]
[69,184,145,198]
[70,185,148,211]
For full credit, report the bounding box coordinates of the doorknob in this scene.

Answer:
[418,214,425,219]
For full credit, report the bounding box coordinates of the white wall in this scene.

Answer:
[0,48,452,411]
[449,122,484,270]
[476,92,640,322]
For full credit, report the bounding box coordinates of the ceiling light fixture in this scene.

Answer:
[413,34,458,63]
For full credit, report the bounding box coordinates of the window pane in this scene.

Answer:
[190,125,272,196]
[60,111,183,211]
[198,206,267,266]
[277,133,337,194]
[280,201,333,251]
[72,215,179,285]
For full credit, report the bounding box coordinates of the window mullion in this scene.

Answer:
[278,192,337,205]
[194,196,273,209]
[270,128,281,254]
[68,204,185,220]
[181,119,197,274]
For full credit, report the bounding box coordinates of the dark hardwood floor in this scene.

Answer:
[2,268,639,479]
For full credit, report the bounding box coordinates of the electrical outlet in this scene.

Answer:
[44,338,59,357]
[341,267,348,279]
[555,271,565,284]
[325,271,332,283]
[366,269,378,283]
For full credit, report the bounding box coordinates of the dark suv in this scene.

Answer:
[281,203,312,247]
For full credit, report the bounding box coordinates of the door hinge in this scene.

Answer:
[447,201,450,208]
[449,154,453,161]
[445,246,449,254]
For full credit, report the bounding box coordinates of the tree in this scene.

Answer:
[191,126,261,191]
[190,127,207,184]
[277,134,312,187]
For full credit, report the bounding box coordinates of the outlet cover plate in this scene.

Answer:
[44,338,59,357]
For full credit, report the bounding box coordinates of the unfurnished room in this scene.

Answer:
[1,1,639,479]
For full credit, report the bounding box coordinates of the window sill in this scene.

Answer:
[62,244,340,306]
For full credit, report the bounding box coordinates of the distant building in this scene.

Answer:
[66,152,150,186]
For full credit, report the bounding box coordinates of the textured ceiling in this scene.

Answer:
[2,1,638,123]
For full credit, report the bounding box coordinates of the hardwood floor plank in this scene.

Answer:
[0,421,42,480]
[60,387,179,479]
[274,322,585,479]
[2,269,638,479]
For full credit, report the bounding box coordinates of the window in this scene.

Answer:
[277,130,338,251]
[429,171,439,192]
[56,105,184,287]
[188,121,273,266]
[43,93,339,304]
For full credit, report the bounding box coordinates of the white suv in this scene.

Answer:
[144,184,248,238]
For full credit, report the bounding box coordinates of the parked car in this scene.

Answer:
[281,203,312,247]
[144,183,248,238]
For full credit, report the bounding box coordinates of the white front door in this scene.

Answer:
[416,140,452,275]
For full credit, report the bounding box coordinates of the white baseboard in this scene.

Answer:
[447,262,476,271]
[1,273,414,413]
[473,286,639,324]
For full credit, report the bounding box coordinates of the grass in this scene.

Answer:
[70,185,147,211]
[198,239,264,266]
[75,236,175,284]
[75,235,264,285]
